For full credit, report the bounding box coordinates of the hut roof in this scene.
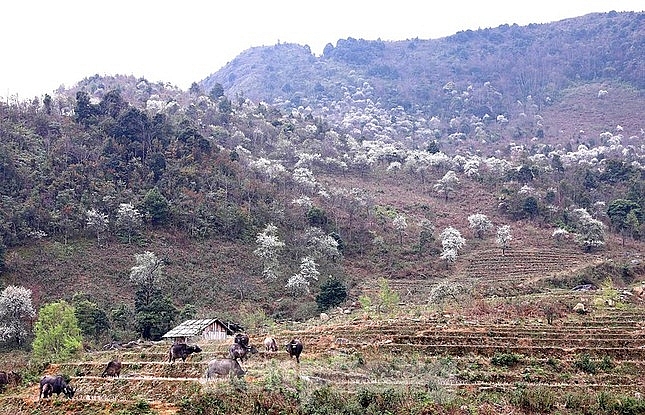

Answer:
[162,318,240,339]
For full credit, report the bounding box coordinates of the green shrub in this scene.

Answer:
[611,395,645,415]
[511,385,556,412]
[599,355,614,371]
[594,391,645,415]
[263,360,284,391]
[32,300,83,362]
[303,386,357,415]
[564,392,591,411]
[546,357,559,369]
[574,353,597,374]
[491,352,522,367]
[316,277,348,311]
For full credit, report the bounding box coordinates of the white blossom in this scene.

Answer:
[468,214,493,239]
[496,225,512,254]
[286,256,320,295]
[0,286,35,344]
[572,208,606,251]
[440,227,466,263]
[254,224,285,280]
[434,171,460,201]
[116,203,142,244]
[292,167,317,191]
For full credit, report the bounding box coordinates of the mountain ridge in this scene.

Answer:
[200,11,645,115]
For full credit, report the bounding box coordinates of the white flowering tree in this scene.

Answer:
[130,251,164,305]
[0,285,36,345]
[463,157,481,178]
[440,227,466,265]
[116,203,142,244]
[253,223,285,280]
[496,225,512,255]
[428,281,468,307]
[572,208,606,252]
[286,256,320,295]
[433,170,460,201]
[86,208,109,245]
[468,213,493,239]
[292,167,317,193]
[392,214,408,245]
[304,227,341,261]
[129,251,178,340]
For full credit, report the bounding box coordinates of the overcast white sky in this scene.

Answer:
[1,0,642,99]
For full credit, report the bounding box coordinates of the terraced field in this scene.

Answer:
[355,246,608,302]
[464,248,604,282]
[2,288,644,414]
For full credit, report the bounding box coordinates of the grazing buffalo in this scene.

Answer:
[263,337,278,352]
[39,375,75,399]
[168,343,202,363]
[234,333,250,347]
[205,358,245,379]
[101,360,122,377]
[1,370,21,390]
[229,343,258,362]
[8,371,21,386]
[40,383,53,398]
[0,371,7,391]
[285,338,303,363]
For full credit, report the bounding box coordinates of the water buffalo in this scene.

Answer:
[101,360,122,377]
[40,383,53,398]
[285,338,303,363]
[39,375,75,399]
[263,337,278,352]
[0,371,7,391]
[168,343,202,363]
[234,333,250,347]
[8,371,21,386]
[0,370,21,390]
[229,342,258,362]
[205,358,245,379]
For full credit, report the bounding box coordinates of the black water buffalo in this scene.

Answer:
[168,343,202,363]
[39,375,74,399]
[0,371,7,391]
[285,338,303,363]
[205,358,245,379]
[40,383,53,398]
[101,360,122,377]
[263,337,278,352]
[228,343,258,362]
[0,370,21,390]
[8,371,21,386]
[234,333,250,347]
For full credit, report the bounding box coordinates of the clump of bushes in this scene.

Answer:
[491,352,523,367]
[574,353,597,374]
[511,385,556,413]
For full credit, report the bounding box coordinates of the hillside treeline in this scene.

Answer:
[204,11,645,116]
[0,12,644,340]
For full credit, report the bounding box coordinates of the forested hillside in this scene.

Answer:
[202,11,645,115]
[1,10,645,415]
[0,11,644,347]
